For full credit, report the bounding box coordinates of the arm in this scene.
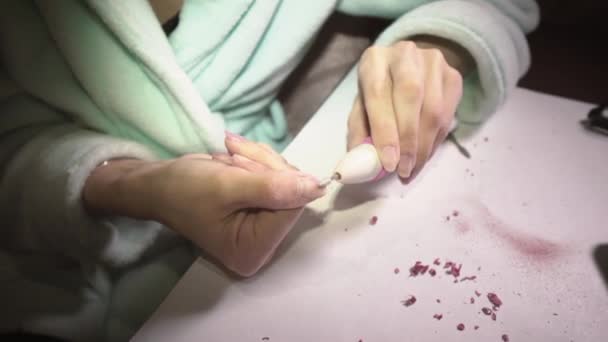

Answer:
[344,0,539,180]
[366,0,540,122]
[0,94,163,267]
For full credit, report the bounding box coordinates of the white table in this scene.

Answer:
[133,70,608,342]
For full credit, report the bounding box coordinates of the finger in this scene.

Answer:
[407,48,445,180]
[180,153,213,161]
[443,66,464,113]
[225,132,291,171]
[428,59,463,160]
[346,94,368,151]
[211,153,234,165]
[232,154,269,173]
[358,46,400,172]
[226,170,325,210]
[389,41,424,178]
[258,143,299,172]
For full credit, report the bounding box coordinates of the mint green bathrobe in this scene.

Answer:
[0,0,538,340]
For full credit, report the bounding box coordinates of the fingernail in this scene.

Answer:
[301,173,320,184]
[298,176,325,199]
[403,167,421,185]
[225,130,245,142]
[398,155,414,178]
[381,146,399,172]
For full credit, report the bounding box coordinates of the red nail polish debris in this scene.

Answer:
[446,263,462,278]
[487,293,503,308]
[369,216,378,225]
[482,307,493,315]
[474,325,479,330]
[429,268,437,276]
[491,312,497,321]
[409,261,430,276]
[433,258,441,266]
[553,313,558,316]
[358,339,363,342]
[436,299,441,303]
[484,137,489,142]
[470,297,475,304]
[433,314,443,320]
[501,334,509,342]
[446,215,451,221]
[475,290,482,297]
[401,295,417,307]
[394,267,400,274]
[262,337,270,341]
[452,210,460,217]
[457,323,465,331]
[460,276,477,282]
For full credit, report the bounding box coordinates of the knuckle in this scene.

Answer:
[426,110,445,128]
[359,46,385,73]
[446,67,463,87]
[426,48,444,62]
[396,78,423,99]
[362,45,384,62]
[393,40,415,54]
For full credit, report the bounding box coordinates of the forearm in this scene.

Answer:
[1,117,164,265]
[83,158,166,222]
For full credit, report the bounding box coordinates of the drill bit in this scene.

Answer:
[318,173,341,188]
[447,132,471,159]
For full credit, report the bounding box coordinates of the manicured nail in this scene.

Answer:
[401,166,421,185]
[225,130,245,141]
[381,146,399,172]
[398,155,414,178]
[298,175,325,199]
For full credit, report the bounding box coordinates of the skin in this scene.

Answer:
[348,36,470,182]
[83,2,473,276]
[84,133,325,277]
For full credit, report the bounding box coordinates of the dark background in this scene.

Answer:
[280,0,608,135]
[519,0,608,103]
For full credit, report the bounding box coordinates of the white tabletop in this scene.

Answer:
[133,70,608,342]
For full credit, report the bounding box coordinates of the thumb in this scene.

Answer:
[228,170,325,210]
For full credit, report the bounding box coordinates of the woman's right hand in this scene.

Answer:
[83,133,324,276]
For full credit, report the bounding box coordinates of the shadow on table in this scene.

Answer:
[155,208,328,317]
[593,244,608,292]
[332,175,393,212]
[259,207,326,269]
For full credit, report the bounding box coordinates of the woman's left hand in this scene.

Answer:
[347,40,465,181]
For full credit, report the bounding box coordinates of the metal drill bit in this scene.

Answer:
[318,173,340,188]
[447,132,471,159]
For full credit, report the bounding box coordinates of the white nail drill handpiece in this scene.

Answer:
[319,137,387,186]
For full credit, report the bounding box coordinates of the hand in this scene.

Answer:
[347,39,465,181]
[83,133,324,276]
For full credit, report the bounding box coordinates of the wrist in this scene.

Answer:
[83,158,165,221]
[411,35,475,76]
